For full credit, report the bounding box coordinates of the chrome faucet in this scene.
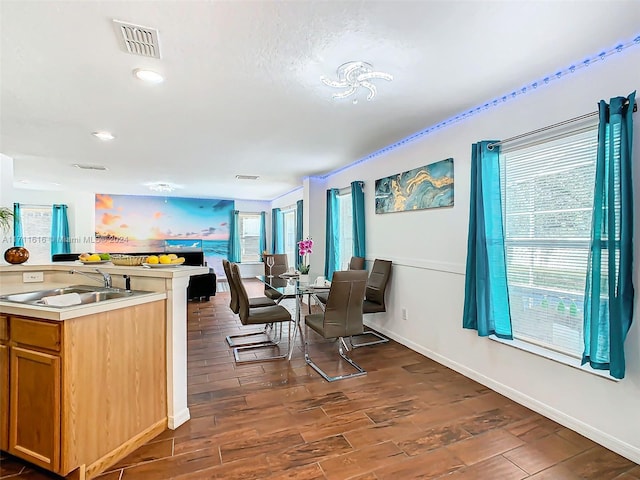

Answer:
[69,268,112,288]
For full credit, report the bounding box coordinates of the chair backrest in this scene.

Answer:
[348,256,366,270]
[365,259,392,308]
[323,270,368,338]
[263,254,289,277]
[222,259,239,314]
[230,262,250,323]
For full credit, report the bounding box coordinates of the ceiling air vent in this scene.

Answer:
[235,175,260,180]
[73,164,108,171]
[113,20,161,59]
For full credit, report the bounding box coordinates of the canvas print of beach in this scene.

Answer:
[95,193,233,274]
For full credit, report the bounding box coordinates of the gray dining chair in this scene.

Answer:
[223,259,279,348]
[263,253,288,302]
[304,270,368,382]
[230,263,294,363]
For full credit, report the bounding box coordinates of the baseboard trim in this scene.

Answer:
[168,407,191,430]
[85,417,167,479]
[365,321,640,465]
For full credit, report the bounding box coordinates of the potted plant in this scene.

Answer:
[0,206,13,233]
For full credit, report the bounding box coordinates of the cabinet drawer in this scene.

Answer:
[0,315,7,342]
[10,317,61,352]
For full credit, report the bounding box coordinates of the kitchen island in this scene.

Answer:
[0,262,209,479]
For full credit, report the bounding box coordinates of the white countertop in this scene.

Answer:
[0,261,208,320]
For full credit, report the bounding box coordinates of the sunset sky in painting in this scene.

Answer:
[95,194,233,240]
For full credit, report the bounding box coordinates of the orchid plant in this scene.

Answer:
[297,237,313,274]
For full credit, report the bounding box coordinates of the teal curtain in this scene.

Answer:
[51,204,71,256]
[229,210,241,262]
[296,200,303,265]
[462,141,512,339]
[324,189,340,281]
[259,211,266,261]
[271,208,283,253]
[583,91,635,379]
[351,181,366,259]
[13,203,23,247]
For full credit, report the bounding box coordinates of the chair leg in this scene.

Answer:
[225,322,281,348]
[233,321,292,363]
[304,327,367,382]
[349,329,389,348]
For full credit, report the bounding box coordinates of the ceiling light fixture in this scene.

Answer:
[321,61,393,104]
[92,131,115,141]
[147,182,176,192]
[73,163,108,171]
[133,68,164,84]
[235,175,260,180]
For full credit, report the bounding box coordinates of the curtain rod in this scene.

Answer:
[488,100,637,150]
[16,203,52,208]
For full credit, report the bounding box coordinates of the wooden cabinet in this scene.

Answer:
[10,346,60,471]
[0,301,167,479]
[0,314,8,451]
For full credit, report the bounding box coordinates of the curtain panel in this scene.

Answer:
[351,181,366,259]
[462,141,513,339]
[324,189,340,281]
[51,204,71,256]
[583,91,636,379]
[271,208,284,254]
[228,210,241,262]
[296,200,304,265]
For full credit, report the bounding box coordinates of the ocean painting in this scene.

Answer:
[94,194,233,274]
[375,158,454,214]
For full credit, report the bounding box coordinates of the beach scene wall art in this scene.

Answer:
[94,193,233,272]
[375,158,454,214]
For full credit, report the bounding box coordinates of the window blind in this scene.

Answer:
[500,127,598,357]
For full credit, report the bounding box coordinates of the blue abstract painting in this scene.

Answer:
[375,158,454,214]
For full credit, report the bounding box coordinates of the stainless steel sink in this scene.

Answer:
[0,285,150,307]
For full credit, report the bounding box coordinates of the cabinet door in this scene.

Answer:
[9,346,60,472]
[0,343,8,451]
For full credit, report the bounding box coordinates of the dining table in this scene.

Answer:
[256,274,331,360]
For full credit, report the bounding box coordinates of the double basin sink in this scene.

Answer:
[0,285,151,308]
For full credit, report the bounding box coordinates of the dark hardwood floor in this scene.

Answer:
[2,280,639,479]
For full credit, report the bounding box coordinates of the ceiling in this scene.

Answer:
[1,1,639,201]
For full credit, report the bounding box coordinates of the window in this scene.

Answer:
[238,213,261,262]
[500,127,598,357]
[282,208,297,268]
[18,205,53,263]
[337,189,353,270]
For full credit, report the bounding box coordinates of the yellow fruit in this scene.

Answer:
[168,253,178,259]
[146,255,159,264]
[170,257,185,265]
[88,254,101,262]
[159,255,171,264]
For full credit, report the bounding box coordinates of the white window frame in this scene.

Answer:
[337,188,354,270]
[281,207,297,269]
[18,205,53,263]
[495,124,615,379]
[238,212,261,263]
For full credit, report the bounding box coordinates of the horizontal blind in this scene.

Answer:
[500,127,598,357]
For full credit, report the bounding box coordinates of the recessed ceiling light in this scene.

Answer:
[92,131,115,141]
[133,68,164,84]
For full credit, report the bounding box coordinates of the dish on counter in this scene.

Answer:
[79,260,111,264]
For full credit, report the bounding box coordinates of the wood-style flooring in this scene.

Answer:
[2,280,639,479]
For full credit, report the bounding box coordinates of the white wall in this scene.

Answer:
[320,47,640,462]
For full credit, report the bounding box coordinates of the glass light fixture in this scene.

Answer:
[92,131,115,141]
[321,61,393,104]
[133,68,164,84]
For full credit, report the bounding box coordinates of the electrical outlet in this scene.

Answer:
[401,307,408,321]
[23,271,44,283]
